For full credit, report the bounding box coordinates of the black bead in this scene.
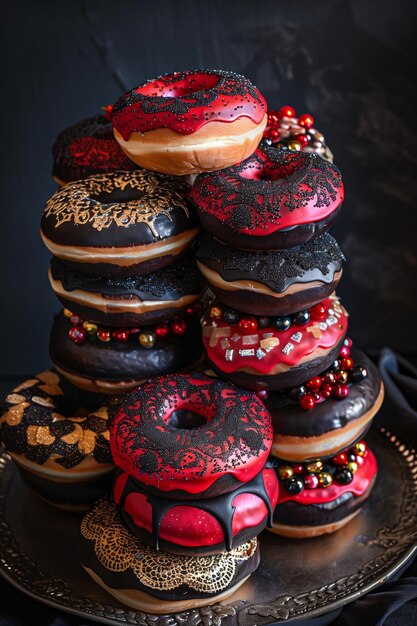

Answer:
[285,476,304,495]
[258,316,271,328]
[332,359,340,371]
[351,366,368,383]
[347,452,357,462]
[335,469,353,485]
[293,310,310,325]
[274,316,292,331]
[223,309,240,324]
[287,385,306,400]
[261,137,273,147]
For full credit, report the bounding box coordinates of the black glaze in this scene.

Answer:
[208,339,345,392]
[265,348,381,437]
[113,467,274,554]
[49,310,204,383]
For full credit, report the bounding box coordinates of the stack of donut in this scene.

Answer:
[79,374,278,611]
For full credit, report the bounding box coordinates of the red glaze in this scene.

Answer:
[69,136,135,170]
[277,448,377,505]
[202,295,348,375]
[109,374,273,494]
[111,70,267,139]
[191,147,344,237]
[113,467,278,549]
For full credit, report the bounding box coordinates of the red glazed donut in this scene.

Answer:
[112,70,268,175]
[109,374,273,498]
[191,146,344,250]
[112,465,278,555]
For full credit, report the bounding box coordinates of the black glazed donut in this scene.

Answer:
[52,112,137,186]
[48,251,206,327]
[41,170,200,277]
[196,231,344,316]
[0,369,116,509]
[49,308,204,394]
[190,147,344,251]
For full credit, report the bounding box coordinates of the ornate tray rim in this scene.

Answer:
[1,426,417,626]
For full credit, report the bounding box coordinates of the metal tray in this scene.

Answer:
[1,426,417,626]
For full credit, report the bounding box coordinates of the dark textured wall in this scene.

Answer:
[1,0,416,380]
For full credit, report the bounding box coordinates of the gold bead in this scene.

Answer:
[287,140,302,151]
[83,321,98,335]
[318,472,333,487]
[306,460,323,474]
[139,331,155,348]
[338,370,349,383]
[278,465,294,481]
[63,308,73,318]
[355,442,367,456]
[347,461,358,473]
[210,306,222,319]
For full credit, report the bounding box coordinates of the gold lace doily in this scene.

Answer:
[81,498,257,593]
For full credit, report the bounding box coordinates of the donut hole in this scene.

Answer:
[168,409,208,431]
[137,73,220,99]
[90,186,146,206]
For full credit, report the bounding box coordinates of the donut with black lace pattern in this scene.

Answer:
[109,374,273,499]
[52,111,138,186]
[111,70,268,175]
[41,170,200,277]
[0,369,117,510]
[190,146,344,250]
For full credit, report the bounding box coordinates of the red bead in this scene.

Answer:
[332,383,349,399]
[298,113,315,128]
[256,390,268,400]
[299,394,316,410]
[238,317,258,335]
[278,105,296,119]
[70,314,83,325]
[129,327,141,335]
[307,376,322,391]
[340,357,354,370]
[103,104,113,120]
[340,345,350,358]
[320,383,333,398]
[155,324,170,339]
[267,113,279,126]
[310,304,327,321]
[292,464,304,475]
[97,328,111,342]
[304,474,319,489]
[68,325,86,344]
[112,329,129,342]
[185,306,195,315]
[344,337,352,348]
[269,129,279,139]
[295,133,309,146]
[332,452,348,466]
[171,319,187,335]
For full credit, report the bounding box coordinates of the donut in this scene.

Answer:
[40,170,200,277]
[48,251,206,327]
[0,369,116,510]
[51,111,137,186]
[190,147,344,251]
[202,294,348,391]
[109,373,273,497]
[111,70,268,175]
[112,465,277,555]
[79,497,260,613]
[261,105,334,163]
[266,345,384,462]
[196,231,344,317]
[49,307,204,394]
[269,440,377,538]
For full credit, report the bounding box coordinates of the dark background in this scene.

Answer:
[0,1,417,624]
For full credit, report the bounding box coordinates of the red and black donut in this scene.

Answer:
[52,111,137,186]
[265,345,384,462]
[202,295,348,391]
[41,170,200,277]
[111,70,268,175]
[49,308,204,394]
[196,231,344,317]
[48,251,206,327]
[270,440,377,538]
[109,374,273,498]
[190,147,344,250]
[112,465,277,555]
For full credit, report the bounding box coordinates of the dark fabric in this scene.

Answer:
[1,348,416,625]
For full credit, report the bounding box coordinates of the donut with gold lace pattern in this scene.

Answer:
[52,111,138,186]
[41,170,200,277]
[109,373,273,498]
[112,70,268,175]
[0,369,117,510]
[190,146,344,250]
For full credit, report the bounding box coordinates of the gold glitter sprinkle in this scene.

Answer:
[13,379,38,392]
[5,394,26,405]
[260,337,280,350]
[62,424,83,445]
[3,402,30,426]
[36,370,60,385]
[79,430,96,455]
[39,384,64,396]
[306,326,322,339]
[32,396,55,408]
